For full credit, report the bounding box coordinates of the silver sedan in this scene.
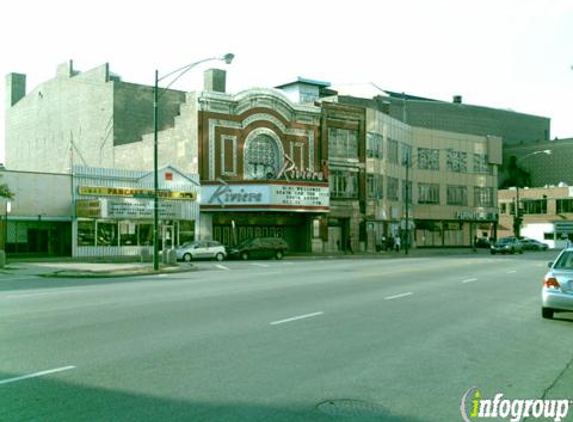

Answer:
[542,248,573,319]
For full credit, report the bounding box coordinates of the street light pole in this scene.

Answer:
[404,154,410,255]
[153,70,160,270]
[5,201,11,261]
[152,54,234,271]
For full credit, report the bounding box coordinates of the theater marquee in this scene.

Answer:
[201,180,330,212]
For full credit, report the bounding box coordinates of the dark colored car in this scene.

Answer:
[227,237,288,260]
[490,237,524,255]
[475,237,491,248]
[520,238,549,251]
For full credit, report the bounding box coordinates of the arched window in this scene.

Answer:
[244,133,282,179]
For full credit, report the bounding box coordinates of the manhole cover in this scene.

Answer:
[316,399,391,418]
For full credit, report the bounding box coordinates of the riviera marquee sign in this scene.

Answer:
[201,180,330,212]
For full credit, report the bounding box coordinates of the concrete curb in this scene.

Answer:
[37,265,198,279]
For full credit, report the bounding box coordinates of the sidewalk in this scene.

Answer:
[288,247,489,260]
[1,247,488,278]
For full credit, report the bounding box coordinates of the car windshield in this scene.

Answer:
[497,238,512,244]
[236,239,253,248]
[180,242,197,248]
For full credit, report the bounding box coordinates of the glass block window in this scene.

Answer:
[418,183,440,204]
[328,128,358,159]
[417,148,440,170]
[473,154,489,174]
[245,134,281,179]
[447,185,468,206]
[447,150,467,173]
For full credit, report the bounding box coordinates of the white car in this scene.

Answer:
[542,248,573,319]
[176,240,226,262]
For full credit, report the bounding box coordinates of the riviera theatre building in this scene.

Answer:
[196,87,330,253]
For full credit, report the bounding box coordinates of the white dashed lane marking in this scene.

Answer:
[462,278,478,284]
[0,366,76,386]
[385,292,413,301]
[270,311,324,325]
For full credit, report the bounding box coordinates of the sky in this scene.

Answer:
[1,0,572,162]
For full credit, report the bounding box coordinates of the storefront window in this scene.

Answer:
[97,221,118,246]
[119,222,138,246]
[138,224,153,246]
[179,220,195,245]
[78,220,95,246]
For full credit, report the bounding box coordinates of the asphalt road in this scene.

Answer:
[1,252,572,422]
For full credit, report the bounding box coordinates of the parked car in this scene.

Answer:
[520,238,549,251]
[227,237,288,260]
[475,237,491,248]
[176,240,226,262]
[541,248,573,319]
[490,237,524,255]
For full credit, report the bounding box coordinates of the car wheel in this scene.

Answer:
[183,253,193,262]
[241,252,249,261]
[542,308,554,319]
[275,251,284,260]
[215,252,224,262]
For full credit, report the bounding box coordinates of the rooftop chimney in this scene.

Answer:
[204,69,227,93]
[6,73,26,108]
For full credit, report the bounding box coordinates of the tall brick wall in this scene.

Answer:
[113,92,199,173]
[113,82,186,146]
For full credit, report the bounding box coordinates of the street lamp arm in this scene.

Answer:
[157,54,234,96]
[516,149,551,164]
